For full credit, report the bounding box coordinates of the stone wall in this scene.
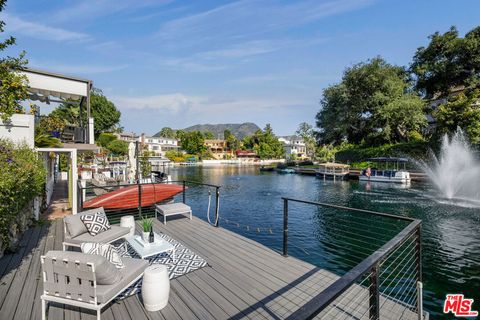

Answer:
[0,197,41,258]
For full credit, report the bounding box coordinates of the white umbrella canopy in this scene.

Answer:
[128,142,137,182]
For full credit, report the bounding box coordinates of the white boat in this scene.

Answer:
[315,162,350,180]
[359,157,411,184]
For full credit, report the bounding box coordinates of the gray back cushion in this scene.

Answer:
[44,250,122,285]
[64,208,105,238]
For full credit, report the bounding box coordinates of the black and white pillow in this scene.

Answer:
[81,242,125,269]
[80,212,111,236]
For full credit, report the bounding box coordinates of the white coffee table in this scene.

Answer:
[125,233,176,262]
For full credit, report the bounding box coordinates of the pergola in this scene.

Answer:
[20,67,95,215]
[20,67,94,144]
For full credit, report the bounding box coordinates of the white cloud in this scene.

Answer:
[2,13,90,42]
[52,0,174,23]
[113,92,312,115]
[197,37,328,59]
[156,0,374,46]
[114,92,318,135]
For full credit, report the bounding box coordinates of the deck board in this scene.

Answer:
[0,215,419,319]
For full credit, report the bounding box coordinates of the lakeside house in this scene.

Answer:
[204,139,234,159]
[425,85,480,133]
[278,135,308,160]
[115,131,139,143]
[236,149,259,163]
[140,133,180,157]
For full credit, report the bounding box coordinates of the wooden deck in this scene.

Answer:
[0,216,418,320]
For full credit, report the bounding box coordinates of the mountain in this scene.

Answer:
[154,123,261,139]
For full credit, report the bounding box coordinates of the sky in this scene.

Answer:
[1,0,480,136]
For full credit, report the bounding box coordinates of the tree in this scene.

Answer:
[224,129,239,151]
[175,129,185,141]
[96,132,117,148]
[295,122,317,159]
[139,151,151,178]
[316,84,350,144]
[242,124,284,159]
[433,89,480,144]
[179,131,206,155]
[51,88,121,138]
[90,88,121,137]
[158,127,176,138]
[106,139,128,156]
[316,57,426,145]
[411,26,480,98]
[0,0,28,122]
[203,131,215,139]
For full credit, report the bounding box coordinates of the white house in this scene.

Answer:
[140,133,179,157]
[115,132,139,143]
[278,135,307,159]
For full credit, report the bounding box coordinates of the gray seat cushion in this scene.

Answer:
[66,225,129,245]
[44,250,121,285]
[95,257,148,303]
[156,203,191,215]
[64,208,106,238]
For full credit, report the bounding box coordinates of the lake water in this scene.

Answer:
[169,166,480,319]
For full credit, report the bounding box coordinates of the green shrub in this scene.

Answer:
[0,139,46,250]
[335,141,430,165]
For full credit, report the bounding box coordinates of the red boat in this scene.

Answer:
[83,184,184,210]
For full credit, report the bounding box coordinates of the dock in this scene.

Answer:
[0,216,419,319]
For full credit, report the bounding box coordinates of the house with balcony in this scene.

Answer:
[278,135,307,160]
[204,139,233,160]
[139,133,180,157]
[115,131,139,143]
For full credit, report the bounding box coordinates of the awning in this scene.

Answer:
[19,67,91,103]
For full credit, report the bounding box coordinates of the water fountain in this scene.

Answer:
[420,129,480,203]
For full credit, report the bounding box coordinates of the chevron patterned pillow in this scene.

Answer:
[80,212,111,236]
[81,242,125,269]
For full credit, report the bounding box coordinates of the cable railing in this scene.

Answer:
[77,179,221,226]
[76,180,423,319]
[282,197,423,320]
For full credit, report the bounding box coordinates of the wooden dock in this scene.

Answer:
[0,216,419,319]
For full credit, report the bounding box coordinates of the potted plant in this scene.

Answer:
[141,218,153,243]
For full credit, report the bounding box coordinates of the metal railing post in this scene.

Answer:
[138,183,142,219]
[417,281,423,320]
[182,180,186,204]
[283,198,288,257]
[215,187,220,227]
[416,224,422,283]
[369,264,380,320]
[416,224,423,319]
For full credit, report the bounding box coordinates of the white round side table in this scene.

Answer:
[120,215,135,237]
[142,265,170,311]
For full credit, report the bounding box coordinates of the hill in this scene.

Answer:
[154,123,261,139]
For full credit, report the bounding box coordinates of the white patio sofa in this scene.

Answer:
[62,207,130,250]
[41,250,148,320]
